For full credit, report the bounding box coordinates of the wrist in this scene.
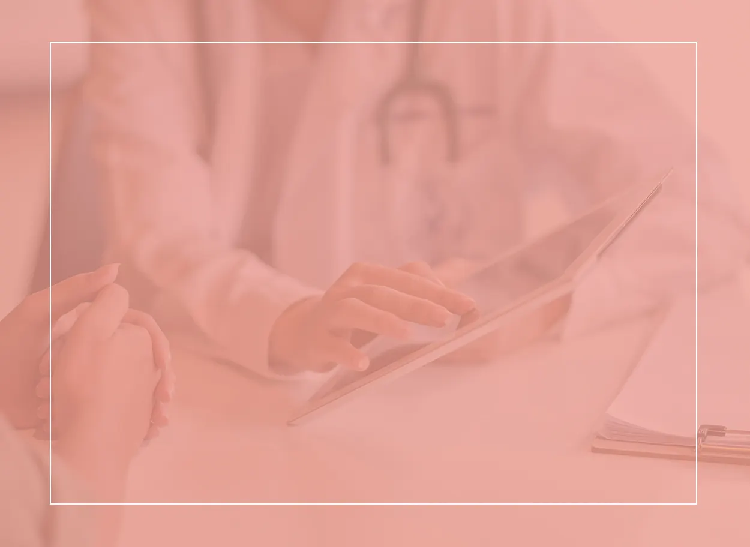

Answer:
[268,295,320,373]
[53,435,130,502]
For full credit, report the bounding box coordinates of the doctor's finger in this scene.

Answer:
[343,285,454,328]
[324,298,411,339]
[341,263,475,314]
[311,336,368,371]
[399,261,445,286]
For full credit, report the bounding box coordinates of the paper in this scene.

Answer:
[601,283,750,444]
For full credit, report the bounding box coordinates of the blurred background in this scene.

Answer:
[0,0,748,317]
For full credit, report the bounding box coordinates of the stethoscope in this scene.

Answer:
[374,0,461,165]
[372,0,500,262]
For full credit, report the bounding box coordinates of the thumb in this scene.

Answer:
[23,264,120,325]
[51,302,91,343]
[65,283,130,346]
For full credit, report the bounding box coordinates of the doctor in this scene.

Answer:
[85,0,748,376]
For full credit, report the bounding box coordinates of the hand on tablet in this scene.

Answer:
[269,261,476,373]
[434,258,572,363]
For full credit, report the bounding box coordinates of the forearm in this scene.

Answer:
[88,20,320,376]
[53,437,129,502]
[53,435,129,547]
[136,245,321,376]
[0,419,95,547]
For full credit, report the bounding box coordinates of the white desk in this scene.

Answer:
[118,287,750,547]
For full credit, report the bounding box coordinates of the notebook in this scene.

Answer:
[592,282,750,465]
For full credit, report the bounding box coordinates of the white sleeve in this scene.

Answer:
[85,0,319,377]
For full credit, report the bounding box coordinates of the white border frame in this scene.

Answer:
[48,40,699,506]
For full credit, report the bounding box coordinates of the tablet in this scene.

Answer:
[288,170,670,425]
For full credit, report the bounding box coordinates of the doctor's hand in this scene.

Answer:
[433,258,572,364]
[269,262,476,373]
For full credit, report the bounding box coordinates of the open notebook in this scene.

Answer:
[592,282,750,465]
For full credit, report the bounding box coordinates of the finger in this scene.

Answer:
[311,335,369,371]
[38,334,67,376]
[122,309,174,403]
[38,347,52,376]
[341,263,475,314]
[166,368,176,396]
[37,402,50,420]
[457,308,483,329]
[344,284,454,328]
[35,376,50,398]
[146,398,168,440]
[155,370,175,402]
[307,362,338,373]
[151,403,170,427]
[144,426,161,441]
[22,264,120,326]
[155,377,170,403]
[399,261,445,286]
[144,428,160,442]
[51,302,89,341]
[65,284,130,344]
[325,298,411,339]
[123,309,171,370]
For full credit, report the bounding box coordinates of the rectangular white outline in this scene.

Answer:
[49,40,699,507]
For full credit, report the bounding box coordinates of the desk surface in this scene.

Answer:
[118,285,750,547]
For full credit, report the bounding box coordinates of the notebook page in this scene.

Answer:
[605,283,750,440]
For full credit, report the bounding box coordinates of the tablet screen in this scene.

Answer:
[310,190,630,403]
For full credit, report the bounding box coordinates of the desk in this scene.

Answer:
[118,290,750,546]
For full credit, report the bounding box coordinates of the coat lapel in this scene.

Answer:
[273,0,413,288]
[200,0,519,286]
[199,0,260,243]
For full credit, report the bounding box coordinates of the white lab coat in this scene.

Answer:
[85,0,749,377]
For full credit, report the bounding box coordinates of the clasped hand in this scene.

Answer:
[0,265,173,455]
